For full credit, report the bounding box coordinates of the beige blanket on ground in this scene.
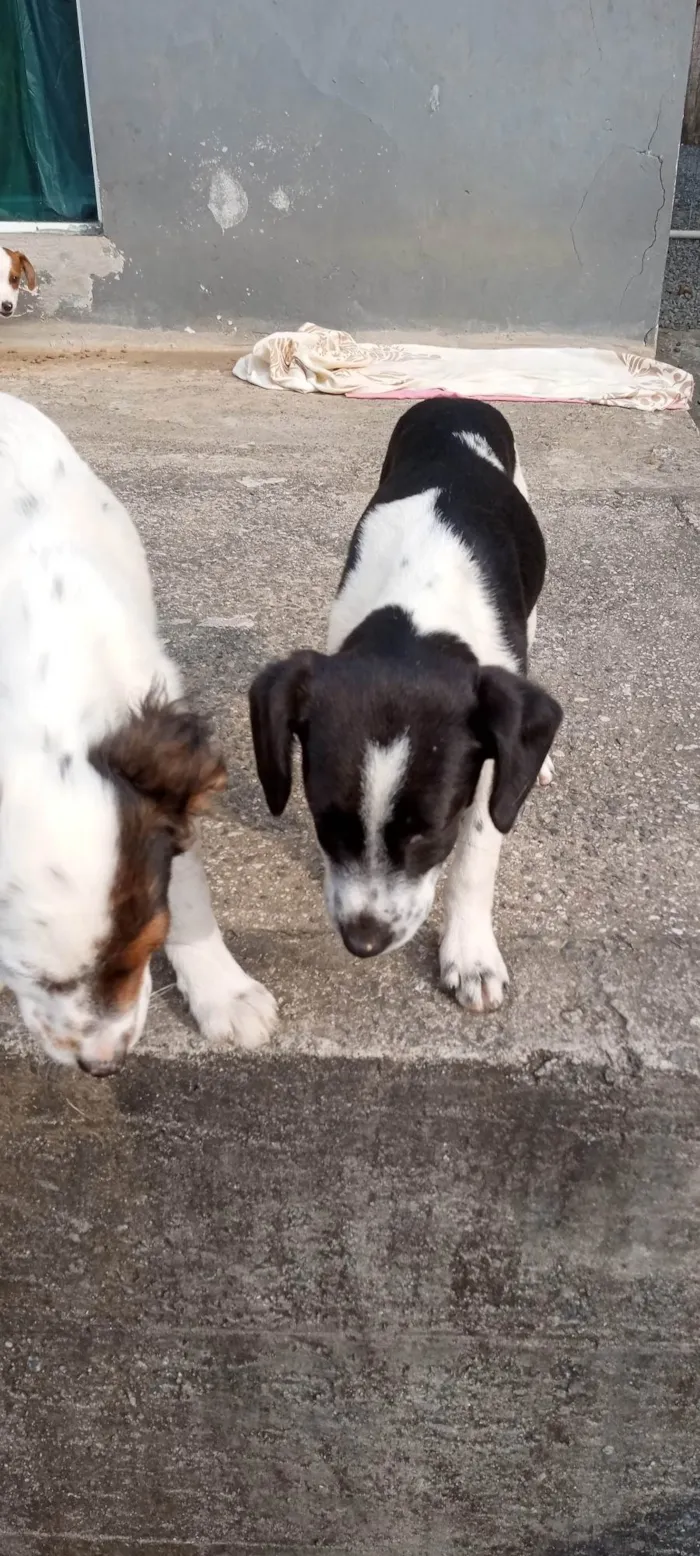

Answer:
[233,323,693,411]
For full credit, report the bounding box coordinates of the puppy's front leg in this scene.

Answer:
[439,761,509,1013]
[166,843,277,1049]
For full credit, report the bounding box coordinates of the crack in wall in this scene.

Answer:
[616,87,672,311]
[570,150,616,267]
[619,151,667,310]
[570,94,669,291]
[587,0,602,62]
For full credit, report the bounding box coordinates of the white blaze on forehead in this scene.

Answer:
[455,430,505,473]
[326,732,439,949]
[361,733,410,859]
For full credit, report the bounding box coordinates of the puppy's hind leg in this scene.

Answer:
[527,605,555,787]
[512,446,530,503]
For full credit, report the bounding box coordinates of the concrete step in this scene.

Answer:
[0,366,699,1552]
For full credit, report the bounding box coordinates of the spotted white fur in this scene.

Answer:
[0,392,277,1068]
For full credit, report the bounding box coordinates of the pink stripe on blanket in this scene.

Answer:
[347,388,589,403]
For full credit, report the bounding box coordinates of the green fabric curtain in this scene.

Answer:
[0,0,98,222]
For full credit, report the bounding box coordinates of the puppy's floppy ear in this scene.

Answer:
[249,651,319,816]
[471,666,562,834]
[91,694,226,844]
[17,253,37,292]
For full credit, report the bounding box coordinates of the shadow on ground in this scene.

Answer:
[1,1056,700,1554]
[546,1494,700,1555]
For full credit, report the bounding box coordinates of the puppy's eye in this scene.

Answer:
[316,806,364,860]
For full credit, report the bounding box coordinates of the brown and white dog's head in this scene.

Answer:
[0,248,37,317]
[0,695,225,1075]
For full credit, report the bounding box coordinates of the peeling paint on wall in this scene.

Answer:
[207,168,249,231]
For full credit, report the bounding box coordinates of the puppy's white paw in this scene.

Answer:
[537,753,555,787]
[169,937,278,1049]
[193,976,278,1050]
[439,925,509,1013]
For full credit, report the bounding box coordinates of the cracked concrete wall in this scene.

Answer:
[72,0,695,341]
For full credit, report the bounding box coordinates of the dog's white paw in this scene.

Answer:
[193,976,278,1050]
[170,938,278,1049]
[537,753,555,787]
[439,925,509,1013]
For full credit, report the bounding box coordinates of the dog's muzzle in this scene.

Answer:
[77,1036,129,1078]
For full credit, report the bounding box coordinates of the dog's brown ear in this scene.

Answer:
[471,666,562,834]
[17,253,37,292]
[92,695,226,844]
[249,651,319,816]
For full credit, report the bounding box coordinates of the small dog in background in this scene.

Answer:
[0,392,277,1073]
[250,398,562,1013]
[0,248,37,317]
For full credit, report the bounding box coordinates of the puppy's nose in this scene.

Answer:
[340,913,393,958]
[77,1038,128,1078]
[77,1054,125,1078]
[1,301,14,316]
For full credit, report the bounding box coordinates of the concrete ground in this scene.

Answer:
[1,360,700,1553]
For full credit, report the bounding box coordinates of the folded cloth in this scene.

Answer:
[233,323,693,412]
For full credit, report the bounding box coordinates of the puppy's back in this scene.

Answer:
[352,398,547,637]
[379,398,517,487]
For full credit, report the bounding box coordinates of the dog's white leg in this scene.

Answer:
[439,761,509,1013]
[166,843,277,1049]
[526,604,554,787]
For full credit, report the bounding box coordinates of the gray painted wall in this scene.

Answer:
[77,0,695,342]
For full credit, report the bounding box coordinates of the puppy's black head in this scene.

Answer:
[249,648,561,956]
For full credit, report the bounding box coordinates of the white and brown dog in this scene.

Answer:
[0,392,277,1073]
[250,398,562,1014]
[0,249,37,318]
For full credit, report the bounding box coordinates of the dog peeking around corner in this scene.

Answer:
[0,249,37,317]
[249,398,562,1013]
[0,392,277,1073]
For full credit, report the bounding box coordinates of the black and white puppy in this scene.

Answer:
[249,399,562,1012]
